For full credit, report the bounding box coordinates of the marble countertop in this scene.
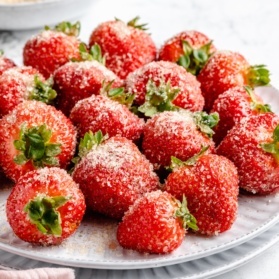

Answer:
[1,0,279,278]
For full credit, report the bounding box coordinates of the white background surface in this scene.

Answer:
[1,0,279,278]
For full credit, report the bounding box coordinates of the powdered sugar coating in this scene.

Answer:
[23,30,80,78]
[0,66,44,117]
[197,50,250,111]
[211,86,265,145]
[54,60,123,116]
[158,30,216,63]
[70,94,144,141]
[117,190,185,254]
[142,110,215,169]
[6,167,86,245]
[0,100,77,182]
[165,154,239,235]
[89,19,157,79]
[0,54,16,76]
[217,112,279,194]
[125,60,204,111]
[72,136,159,219]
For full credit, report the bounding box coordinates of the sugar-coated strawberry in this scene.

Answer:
[217,112,279,194]
[158,30,216,75]
[142,110,218,169]
[89,17,157,79]
[165,148,239,235]
[72,136,159,219]
[0,50,16,76]
[117,190,197,254]
[211,86,271,145]
[0,66,56,118]
[125,61,204,116]
[6,167,86,245]
[0,100,76,182]
[23,22,81,78]
[197,50,270,111]
[70,94,144,141]
[53,59,122,116]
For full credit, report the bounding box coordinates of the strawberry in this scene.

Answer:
[0,100,76,182]
[117,190,197,254]
[158,30,216,75]
[165,147,239,235]
[72,135,159,219]
[70,92,144,142]
[217,112,279,194]
[0,66,56,118]
[125,61,204,116]
[53,44,123,116]
[6,167,86,245]
[88,17,157,79]
[211,86,271,145]
[23,21,81,79]
[197,50,270,111]
[0,50,16,76]
[142,110,218,170]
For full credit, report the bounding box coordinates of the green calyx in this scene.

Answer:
[13,124,61,168]
[138,79,180,117]
[174,195,198,231]
[177,40,213,75]
[260,124,279,163]
[29,75,57,104]
[72,130,108,166]
[169,146,209,171]
[193,111,219,138]
[45,21,80,37]
[244,85,272,113]
[115,16,148,30]
[0,49,4,56]
[74,43,106,65]
[24,195,70,236]
[246,64,270,87]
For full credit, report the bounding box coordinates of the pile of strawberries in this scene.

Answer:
[0,17,276,255]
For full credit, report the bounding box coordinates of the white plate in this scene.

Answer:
[0,0,95,30]
[0,86,279,270]
[1,218,279,279]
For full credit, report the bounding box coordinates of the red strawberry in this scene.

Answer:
[165,147,239,235]
[158,30,216,75]
[53,55,123,116]
[72,135,159,219]
[23,22,81,78]
[211,86,271,145]
[6,167,86,245]
[0,66,56,117]
[125,61,204,115]
[0,50,16,76]
[142,110,218,170]
[0,100,76,182]
[197,50,270,111]
[70,93,144,142]
[217,112,279,194]
[117,190,197,254]
[88,17,157,79]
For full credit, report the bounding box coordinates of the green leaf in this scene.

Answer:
[0,50,4,56]
[138,79,180,117]
[75,43,106,64]
[13,154,28,165]
[193,111,219,138]
[45,144,62,157]
[127,16,148,31]
[50,21,81,37]
[175,195,198,231]
[247,64,270,87]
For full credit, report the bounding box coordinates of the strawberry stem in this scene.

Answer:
[13,124,61,168]
[193,111,219,138]
[138,79,180,117]
[178,40,213,75]
[74,43,106,65]
[260,124,279,163]
[45,21,80,37]
[175,195,198,231]
[24,195,70,236]
[127,16,148,30]
[246,64,270,87]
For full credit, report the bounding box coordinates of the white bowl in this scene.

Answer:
[0,0,94,30]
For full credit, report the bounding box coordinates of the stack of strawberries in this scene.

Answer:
[0,17,276,255]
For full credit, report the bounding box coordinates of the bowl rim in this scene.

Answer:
[0,0,70,8]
